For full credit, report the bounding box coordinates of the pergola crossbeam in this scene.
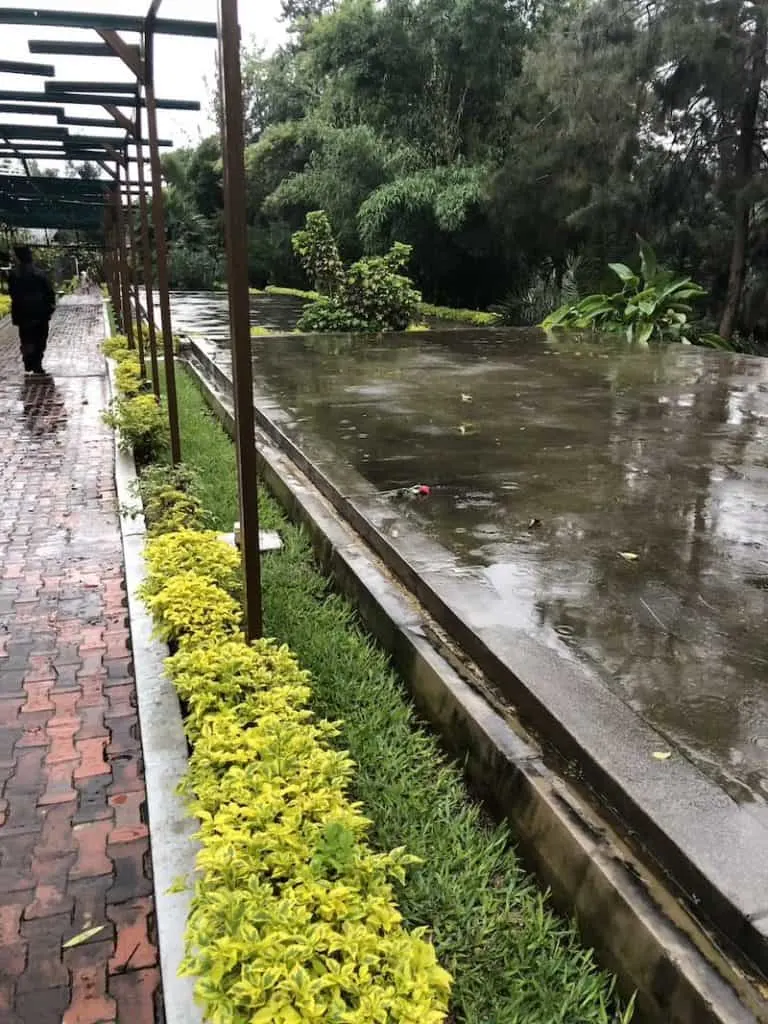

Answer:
[30,41,140,58]
[0,59,55,76]
[0,89,199,111]
[0,9,217,38]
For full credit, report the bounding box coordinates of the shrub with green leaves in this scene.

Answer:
[297,297,371,333]
[136,463,208,535]
[541,239,725,347]
[103,394,169,465]
[292,210,346,298]
[293,211,421,333]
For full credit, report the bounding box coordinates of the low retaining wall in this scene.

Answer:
[183,343,768,1024]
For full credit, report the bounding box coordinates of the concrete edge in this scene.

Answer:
[183,353,766,1024]
[103,318,201,1024]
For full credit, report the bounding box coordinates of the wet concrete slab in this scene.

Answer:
[160,290,304,343]
[188,326,768,973]
[241,329,768,804]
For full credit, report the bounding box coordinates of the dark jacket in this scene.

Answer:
[8,265,56,326]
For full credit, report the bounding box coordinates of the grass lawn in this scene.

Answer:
[171,364,635,1024]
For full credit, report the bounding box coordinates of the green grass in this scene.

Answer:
[418,301,499,326]
[172,365,635,1024]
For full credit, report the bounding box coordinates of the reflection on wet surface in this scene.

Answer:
[238,329,768,803]
[160,290,305,343]
[20,375,68,436]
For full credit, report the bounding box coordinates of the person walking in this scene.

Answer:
[8,245,56,374]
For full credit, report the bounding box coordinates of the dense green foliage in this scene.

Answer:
[541,240,723,346]
[293,210,421,331]
[162,0,768,347]
[171,365,636,1023]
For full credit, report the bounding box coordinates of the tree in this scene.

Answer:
[163,0,768,340]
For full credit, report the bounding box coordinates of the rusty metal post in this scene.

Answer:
[135,135,160,398]
[105,199,122,330]
[114,177,135,348]
[217,0,263,639]
[122,156,146,379]
[143,20,181,464]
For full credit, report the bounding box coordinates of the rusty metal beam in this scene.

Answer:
[143,19,180,463]
[97,30,145,83]
[114,178,135,348]
[135,131,161,399]
[102,103,136,136]
[122,158,146,379]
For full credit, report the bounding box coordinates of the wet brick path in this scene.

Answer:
[0,298,162,1023]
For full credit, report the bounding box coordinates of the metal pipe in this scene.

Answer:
[217,0,263,639]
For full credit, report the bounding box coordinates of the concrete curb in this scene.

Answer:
[103,312,201,1024]
[183,352,766,1024]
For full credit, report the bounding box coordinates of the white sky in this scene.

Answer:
[0,0,286,172]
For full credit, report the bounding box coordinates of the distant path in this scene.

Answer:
[0,297,162,1023]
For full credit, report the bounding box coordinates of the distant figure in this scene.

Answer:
[8,245,56,374]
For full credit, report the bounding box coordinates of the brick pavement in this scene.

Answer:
[0,298,162,1024]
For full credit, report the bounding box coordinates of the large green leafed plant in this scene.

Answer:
[541,240,727,348]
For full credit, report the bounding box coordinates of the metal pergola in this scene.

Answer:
[0,2,263,638]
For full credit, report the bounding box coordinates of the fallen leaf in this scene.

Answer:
[618,551,639,561]
[652,751,671,761]
[63,925,105,949]
[461,393,473,402]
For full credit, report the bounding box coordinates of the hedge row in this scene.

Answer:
[103,333,452,1023]
[257,285,499,326]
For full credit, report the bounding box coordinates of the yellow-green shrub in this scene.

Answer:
[103,333,131,358]
[136,465,208,536]
[144,488,205,536]
[0,294,11,319]
[143,571,241,645]
[142,530,241,598]
[181,704,450,1024]
[115,356,143,397]
[166,638,313,739]
[140,533,452,1023]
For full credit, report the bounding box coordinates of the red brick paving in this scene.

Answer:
[0,299,162,1023]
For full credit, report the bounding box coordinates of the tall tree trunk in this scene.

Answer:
[719,10,767,340]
